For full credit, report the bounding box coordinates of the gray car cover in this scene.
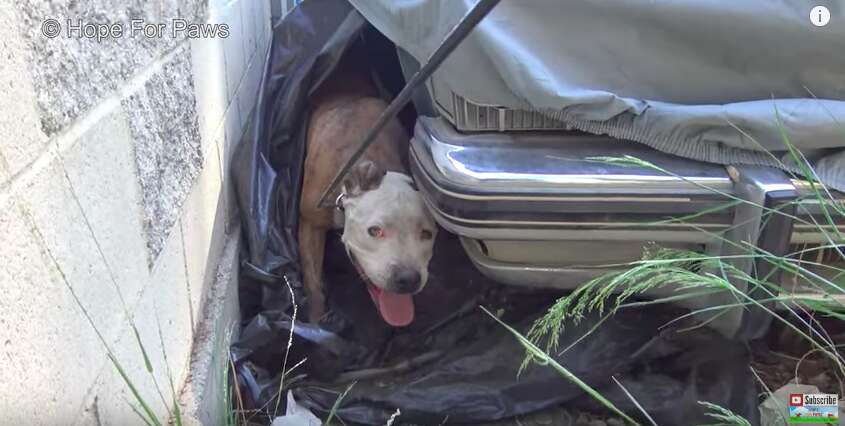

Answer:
[350,0,845,191]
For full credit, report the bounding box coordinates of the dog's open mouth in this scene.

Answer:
[366,283,414,327]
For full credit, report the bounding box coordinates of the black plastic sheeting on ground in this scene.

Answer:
[229,0,761,424]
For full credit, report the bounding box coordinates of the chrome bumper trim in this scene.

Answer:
[410,117,845,339]
[411,117,735,195]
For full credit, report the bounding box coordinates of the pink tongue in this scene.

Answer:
[376,289,415,327]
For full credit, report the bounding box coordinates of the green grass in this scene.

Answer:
[20,205,182,425]
[483,307,642,425]
[60,279,182,425]
[488,113,845,424]
[323,381,357,426]
[698,401,753,426]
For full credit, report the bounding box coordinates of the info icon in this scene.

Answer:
[810,6,831,27]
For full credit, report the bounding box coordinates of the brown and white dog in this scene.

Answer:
[298,57,437,327]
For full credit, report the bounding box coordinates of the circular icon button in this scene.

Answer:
[810,5,831,27]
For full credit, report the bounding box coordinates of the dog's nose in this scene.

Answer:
[391,268,421,294]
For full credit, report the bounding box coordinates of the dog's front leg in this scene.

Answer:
[298,219,327,323]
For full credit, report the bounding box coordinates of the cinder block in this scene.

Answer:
[123,44,203,263]
[0,155,9,186]
[261,0,274,49]
[13,1,181,134]
[252,0,267,55]
[206,0,230,19]
[179,231,241,426]
[93,226,194,425]
[221,134,243,237]
[221,93,244,177]
[180,141,227,332]
[18,157,130,351]
[2,177,116,423]
[221,1,247,103]
[74,398,102,426]
[251,46,267,96]
[270,0,283,20]
[240,0,258,64]
[212,113,239,234]
[0,2,49,176]
[190,33,229,159]
[178,0,209,29]
[236,59,261,142]
[240,38,265,127]
[61,110,149,311]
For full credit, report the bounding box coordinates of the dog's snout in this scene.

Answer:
[390,268,421,294]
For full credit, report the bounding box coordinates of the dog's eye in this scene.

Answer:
[367,226,385,238]
[420,229,433,240]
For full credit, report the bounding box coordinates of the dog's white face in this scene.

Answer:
[341,164,437,327]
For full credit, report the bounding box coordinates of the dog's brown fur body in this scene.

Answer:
[299,61,408,322]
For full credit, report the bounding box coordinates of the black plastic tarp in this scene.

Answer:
[229,0,760,424]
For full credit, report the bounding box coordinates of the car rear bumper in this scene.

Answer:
[410,117,845,338]
[410,117,735,243]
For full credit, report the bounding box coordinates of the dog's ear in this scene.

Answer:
[343,160,386,197]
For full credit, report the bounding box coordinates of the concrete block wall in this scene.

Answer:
[0,0,274,424]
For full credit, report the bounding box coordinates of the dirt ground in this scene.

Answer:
[751,316,844,401]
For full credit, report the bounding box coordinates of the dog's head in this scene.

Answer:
[340,161,437,327]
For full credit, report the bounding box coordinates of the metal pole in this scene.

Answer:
[317,0,502,208]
